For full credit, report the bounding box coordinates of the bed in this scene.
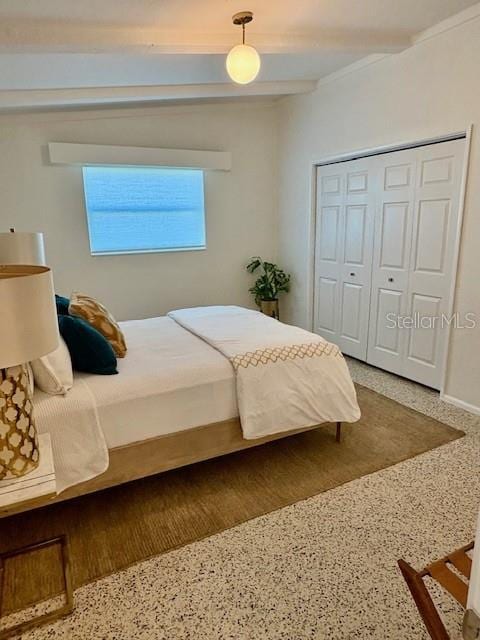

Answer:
[1,306,361,517]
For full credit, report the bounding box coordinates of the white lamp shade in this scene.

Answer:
[0,265,59,368]
[226,44,261,84]
[0,232,46,266]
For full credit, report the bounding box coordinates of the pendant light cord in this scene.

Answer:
[242,23,245,44]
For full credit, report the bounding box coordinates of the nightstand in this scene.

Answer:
[0,433,56,515]
[0,433,73,639]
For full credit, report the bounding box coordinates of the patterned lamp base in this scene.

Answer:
[0,365,39,480]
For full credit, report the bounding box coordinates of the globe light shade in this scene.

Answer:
[226,44,261,84]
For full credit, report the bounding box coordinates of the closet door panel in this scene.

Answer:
[344,205,366,265]
[314,159,374,359]
[316,277,337,334]
[379,202,409,269]
[413,199,450,275]
[318,206,340,262]
[367,149,416,376]
[384,163,412,190]
[338,159,375,359]
[320,173,342,196]
[340,282,362,341]
[347,170,368,194]
[338,201,370,354]
[407,293,441,367]
[403,139,464,388]
[314,168,344,342]
[373,288,403,355]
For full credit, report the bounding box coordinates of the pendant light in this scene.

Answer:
[226,11,261,85]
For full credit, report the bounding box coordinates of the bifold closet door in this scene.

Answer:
[367,138,464,388]
[402,139,464,388]
[314,158,375,359]
[315,138,465,390]
[366,148,417,377]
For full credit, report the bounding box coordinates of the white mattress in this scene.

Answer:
[76,316,238,449]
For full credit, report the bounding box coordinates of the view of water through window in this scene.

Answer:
[82,166,206,254]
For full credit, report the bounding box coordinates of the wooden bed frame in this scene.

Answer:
[1,419,342,518]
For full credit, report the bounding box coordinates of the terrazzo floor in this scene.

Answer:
[8,359,480,639]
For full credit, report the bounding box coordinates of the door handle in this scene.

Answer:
[350,272,356,277]
[388,277,394,282]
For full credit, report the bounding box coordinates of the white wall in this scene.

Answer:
[0,100,278,320]
[277,15,480,410]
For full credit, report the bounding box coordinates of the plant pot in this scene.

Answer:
[260,299,279,320]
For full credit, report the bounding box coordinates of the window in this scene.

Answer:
[82,166,206,255]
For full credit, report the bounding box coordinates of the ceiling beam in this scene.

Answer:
[0,21,412,55]
[0,80,317,112]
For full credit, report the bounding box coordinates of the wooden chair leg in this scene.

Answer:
[398,559,450,640]
[335,422,342,443]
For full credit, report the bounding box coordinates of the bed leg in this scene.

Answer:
[335,422,342,443]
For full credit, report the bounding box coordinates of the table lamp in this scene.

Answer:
[0,229,46,266]
[0,265,59,479]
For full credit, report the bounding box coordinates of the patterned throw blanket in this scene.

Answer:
[168,306,360,439]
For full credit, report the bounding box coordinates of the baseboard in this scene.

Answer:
[440,393,480,416]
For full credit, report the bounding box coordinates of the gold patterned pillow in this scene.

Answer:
[69,292,127,358]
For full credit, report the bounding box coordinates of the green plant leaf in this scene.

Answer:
[246,257,291,306]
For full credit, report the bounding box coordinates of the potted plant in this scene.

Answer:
[246,257,291,319]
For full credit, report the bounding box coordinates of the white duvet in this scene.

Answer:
[168,306,361,439]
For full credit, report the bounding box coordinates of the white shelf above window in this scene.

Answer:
[48,142,231,171]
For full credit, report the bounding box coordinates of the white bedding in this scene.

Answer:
[169,306,361,438]
[76,316,238,448]
[35,380,108,493]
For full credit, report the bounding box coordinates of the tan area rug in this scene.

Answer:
[0,385,463,613]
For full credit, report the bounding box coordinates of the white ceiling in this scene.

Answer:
[0,0,478,106]
[0,0,476,32]
[0,52,362,90]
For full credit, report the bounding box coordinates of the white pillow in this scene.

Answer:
[31,337,73,395]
